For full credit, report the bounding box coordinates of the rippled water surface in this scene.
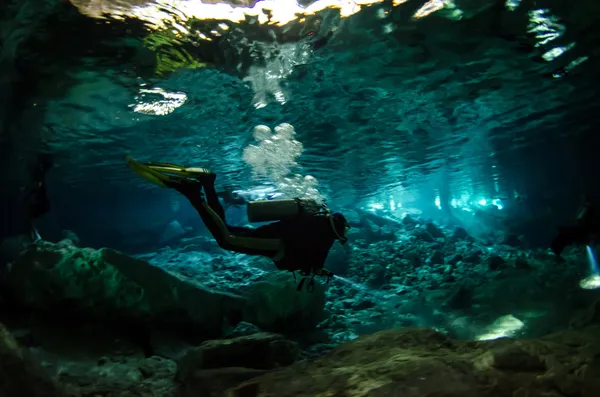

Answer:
[4,0,600,219]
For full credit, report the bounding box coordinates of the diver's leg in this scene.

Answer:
[126,156,283,257]
[188,195,282,256]
[168,181,282,256]
[200,175,226,221]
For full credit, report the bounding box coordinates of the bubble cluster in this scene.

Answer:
[242,123,324,203]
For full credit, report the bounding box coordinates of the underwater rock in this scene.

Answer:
[570,298,600,329]
[402,214,417,228]
[6,240,246,338]
[225,327,600,397]
[57,355,177,397]
[412,227,435,243]
[487,254,507,270]
[177,332,299,381]
[243,271,326,335]
[179,367,268,397]
[513,256,530,269]
[226,321,262,338]
[365,264,387,288]
[0,233,33,268]
[301,342,337,359]
[478,344,546,372]
[353,297,376,310]
[159,220,188,245]
[462,249,482,264]
[453,226,469,240]
[428,250,445,265]
[60,230,80,246]
[445,283,473,310]
[425,222,445,239]
[0,323,69,397]
[448,253,463,266]
[502,233,522,247]
[403,249,423,267]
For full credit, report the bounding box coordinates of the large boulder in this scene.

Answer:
[178,332,299,377]
[0,323,69,397]
[5,240,246,338]
[177,332,299,396]
[243,271,326,334]
[224,326,600,397]
[179,367,268,397]
[56,355,178,397]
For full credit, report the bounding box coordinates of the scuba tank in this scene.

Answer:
[247,198,326,223]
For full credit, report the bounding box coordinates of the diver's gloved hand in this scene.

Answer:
[313,268,334,284]
[314,268,334,277]
[296,268,335,292]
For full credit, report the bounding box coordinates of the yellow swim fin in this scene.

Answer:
[126,156,214,188]
[126,156,170,188]
[145,161,213,178]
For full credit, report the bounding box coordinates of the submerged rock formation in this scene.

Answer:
[4,315,600,397]
[0,323,69,397]
[5,240,246,339]
[244,271,326,335]
[177,332,299,397]
[226,326,600,397]
[3,239,328,345]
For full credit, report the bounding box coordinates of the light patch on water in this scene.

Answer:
[233,186,283,201]
[505,0,521,11]
[448,195,504,211]
[542,43,575,62]
[130,87,187,116]
[580,274,600,290]
[383,23,395,34]
[475,314,525,341]
[528,9,565,47]
[72,0,409,30]
[413,0,462,20]
[368,202,385,211]
[491,199,503,210]
[560,56,589,77]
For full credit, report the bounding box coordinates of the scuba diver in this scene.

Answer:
[551,201,600,257]
[23,152,53,241]
[1,152,53,294]
[126,157,350,291]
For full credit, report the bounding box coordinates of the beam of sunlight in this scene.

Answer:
[580,245,600,290]
[334,275,380,294]
[586,245,599,273]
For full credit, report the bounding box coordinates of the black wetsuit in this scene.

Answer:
[23,153,53,228]
[176,177,337,274]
